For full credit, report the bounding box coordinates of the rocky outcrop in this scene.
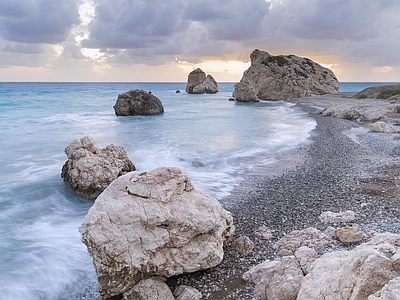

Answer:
[186,68,218,94]
[61,136,135,200]
[244,230,400,300]
[355,84,400,100]
[298,233,400,300]
[79,167,234,300]
[113,89,164,116]
[233,49,339,101]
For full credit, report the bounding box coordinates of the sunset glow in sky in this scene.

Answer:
[0,0,399,82]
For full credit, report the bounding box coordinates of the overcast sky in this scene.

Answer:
[0,0,399,82]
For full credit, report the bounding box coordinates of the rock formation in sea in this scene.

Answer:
[79,166,234,300]
[233,49,339,101]
[113,89,164,116]
[61,136,135,200]
[186,68,218,94]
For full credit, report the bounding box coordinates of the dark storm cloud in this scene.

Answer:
[82,0,399,68]
[0,0,81,44]
[83,0,189,49]
[2,42,43,54]
[83,0,271,52]
[0,0,39,19]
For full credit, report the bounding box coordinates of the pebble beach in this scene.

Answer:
[168,94,400,299]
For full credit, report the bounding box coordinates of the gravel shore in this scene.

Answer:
[167,99,400,299]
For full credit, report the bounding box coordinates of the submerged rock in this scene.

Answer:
[186,68,218,94]
[61,136,135,200]
[79,166,234,300]
[233,49,339,101]
[113,89,164,116]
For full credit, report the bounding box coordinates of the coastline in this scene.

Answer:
[167,94,400,299]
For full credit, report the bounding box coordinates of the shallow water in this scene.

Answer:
[0,81,386,299]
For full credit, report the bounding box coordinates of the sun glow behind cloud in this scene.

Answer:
[0,0,399,82]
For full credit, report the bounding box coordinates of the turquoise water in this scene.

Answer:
[0,81,389,299]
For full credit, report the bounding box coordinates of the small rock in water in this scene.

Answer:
[192,158,205,167]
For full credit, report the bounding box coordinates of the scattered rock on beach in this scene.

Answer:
[369,121,398,133]
[243,255,304,300]
[233,49,339,101]
[123,277,174,300]
[232,236,255,254]
[321,103,361,120]
[186,68,218,94]
[113,89,164,116]
[318,210,356,224]
[273,227,333,256]
[61,136,135,200]
[79,166,234,300]
[174,285,202,300]
[335,225,364,245]
[254,226,273,240]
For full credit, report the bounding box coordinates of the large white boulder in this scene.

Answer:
[79,167,234,300]
[243,256,304,300]
[297,233,400,300]
[233,49,339,101]
[61,136,135,200]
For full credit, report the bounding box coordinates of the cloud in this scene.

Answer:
[0,0,81,44]
[0,0,400,81]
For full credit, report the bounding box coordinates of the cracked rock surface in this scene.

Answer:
[79,167,234,300]
[61,136,135,200]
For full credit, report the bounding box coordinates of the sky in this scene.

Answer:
[0,0,399,82]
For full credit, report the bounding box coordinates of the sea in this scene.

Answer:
[0,81,396,299]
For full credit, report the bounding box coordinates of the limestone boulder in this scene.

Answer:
[232,236,255,254]
[113,89,164,116]
[273,227,333,256]
[122,277,174,300]
[319,210,356,224]
[369,121,398,133]
[368,276,400,300]
[233,49,339,101]
[321,104,361,120]
[79,167,234,300]
[335,225,364,245]
[174,285,202,300]
[61,136,135,200]
[243,256,304,300]
[297,233,400,300]
[186,68,218,94]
